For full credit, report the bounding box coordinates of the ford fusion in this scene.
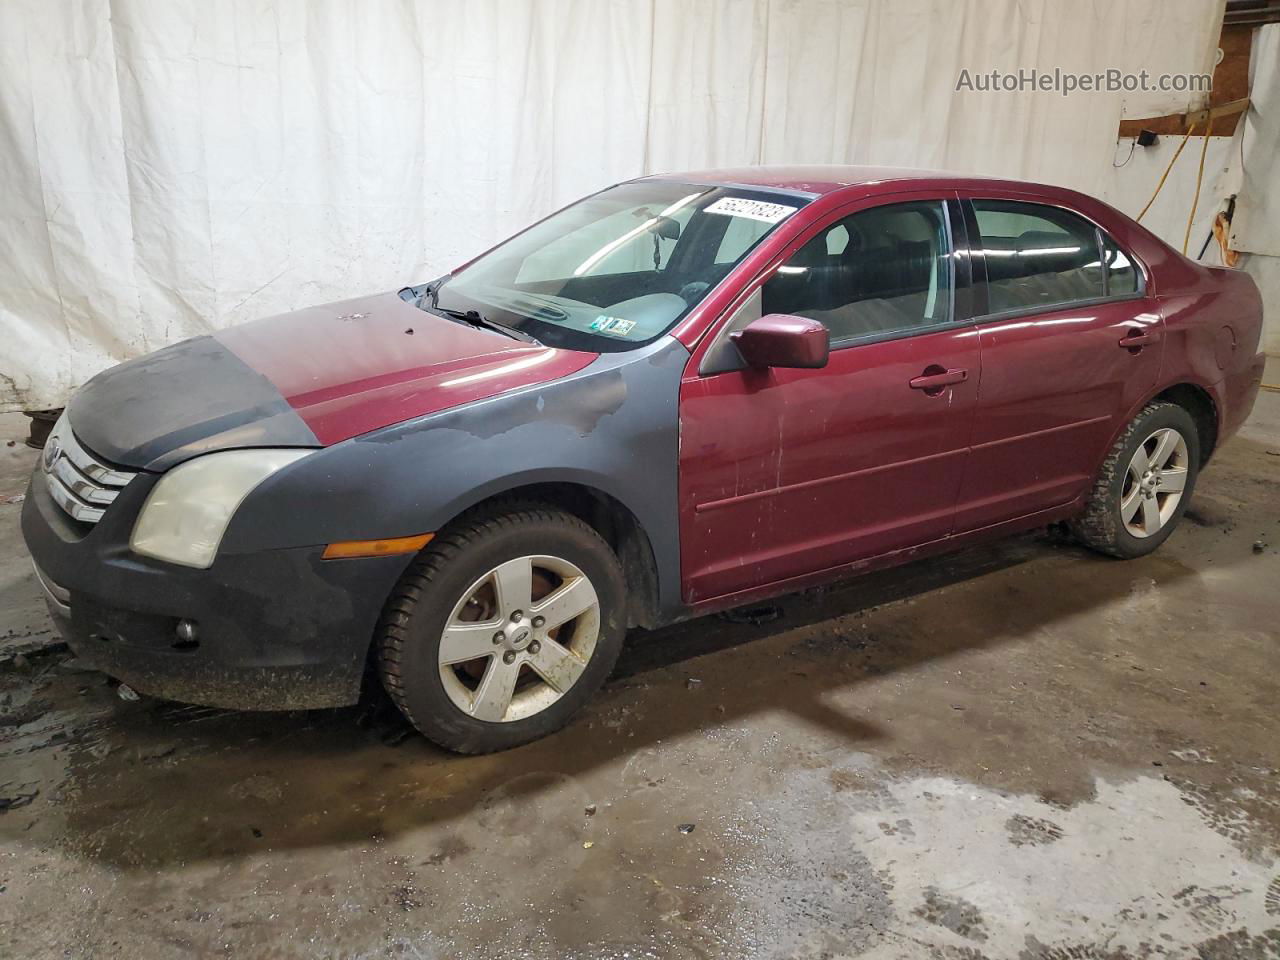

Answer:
[23,166,1265,753]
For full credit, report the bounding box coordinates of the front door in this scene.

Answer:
[679,195,981,604]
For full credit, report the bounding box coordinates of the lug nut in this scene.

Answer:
[492,631,505,644]
[511,610,523,622]
[503,651,517,664]
[532,616,545,628]
[529,641,541,655]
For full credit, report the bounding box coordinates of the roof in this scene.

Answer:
[645,164,973,197]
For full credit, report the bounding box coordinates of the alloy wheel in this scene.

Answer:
[1120,427,1189,538]
[437,555,600,722]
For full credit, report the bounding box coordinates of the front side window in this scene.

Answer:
[973,200,1105,314]
[761,200,953,345]
[434,182,806,352]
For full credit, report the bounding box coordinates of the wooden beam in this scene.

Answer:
[1225,0,1280,27]
[1184,96,1251,129]
[1117,23,1252,138]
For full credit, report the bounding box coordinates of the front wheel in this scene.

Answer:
[1071,401,1200,559]
[376,506,626,754]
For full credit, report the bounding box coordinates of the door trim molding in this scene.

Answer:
[969,413,1111,452]
[692,444,966,514]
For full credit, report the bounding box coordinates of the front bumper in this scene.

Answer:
[21,465,412,710]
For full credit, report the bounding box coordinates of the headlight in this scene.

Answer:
[130,449,312,568]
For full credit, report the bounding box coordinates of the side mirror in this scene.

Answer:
[729,314,829,369]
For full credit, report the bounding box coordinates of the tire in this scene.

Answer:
[375,504,626,754]
[1070,401,1201,559]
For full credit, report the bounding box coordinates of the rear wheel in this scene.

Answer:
[376,505,626,754]
[1071,402,1200,559]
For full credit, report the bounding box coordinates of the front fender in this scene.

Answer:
[221,337,689,616]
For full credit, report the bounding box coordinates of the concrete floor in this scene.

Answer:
[1,389,1278,959]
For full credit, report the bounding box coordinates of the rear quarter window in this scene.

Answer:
[1101,232,1140,295]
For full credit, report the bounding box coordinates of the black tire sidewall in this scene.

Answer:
[1108,405,1201,558]
[393,516,626,753]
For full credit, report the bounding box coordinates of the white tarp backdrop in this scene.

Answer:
[0,0,1224,411]
[1230,22,1280,258]
[1229,23,1280,355]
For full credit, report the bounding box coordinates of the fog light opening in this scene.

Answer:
[172,618,200,651]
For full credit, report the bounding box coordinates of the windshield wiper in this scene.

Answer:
[428,306,542,345]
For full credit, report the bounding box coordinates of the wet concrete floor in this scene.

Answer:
[0,395,1278,959]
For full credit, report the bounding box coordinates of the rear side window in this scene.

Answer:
[761,200,953,345]
[1101,232,1139,295]
[973,200,1104,314]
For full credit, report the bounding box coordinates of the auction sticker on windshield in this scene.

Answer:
[704,197,798,224]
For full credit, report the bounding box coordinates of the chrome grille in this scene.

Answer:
[41,416,137,524]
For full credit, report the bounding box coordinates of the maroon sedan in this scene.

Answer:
[23,166,1265,753]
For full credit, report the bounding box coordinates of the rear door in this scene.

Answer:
[679,193,982,604]
[953,194,1162,531]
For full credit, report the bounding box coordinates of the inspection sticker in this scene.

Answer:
[704,197,798,224]
[590,316,637,335]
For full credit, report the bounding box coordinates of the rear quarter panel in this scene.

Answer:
[1155,259,1265,444]
[1056,191,1265,458]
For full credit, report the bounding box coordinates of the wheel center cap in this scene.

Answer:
[508,626,532,650]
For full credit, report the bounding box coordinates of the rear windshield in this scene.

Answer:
[431,181,808,352]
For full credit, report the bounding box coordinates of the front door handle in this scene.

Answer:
[1119,328,1160,350]
[909,367,968,394]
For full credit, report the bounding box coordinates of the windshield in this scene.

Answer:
[430,181,807,352]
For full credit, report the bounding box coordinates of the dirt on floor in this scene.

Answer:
[0,394,1278,959]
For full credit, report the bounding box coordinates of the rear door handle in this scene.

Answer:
[909,367,968,392]
[1119,328,1160,349]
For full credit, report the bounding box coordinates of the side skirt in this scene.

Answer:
[675,498,1085,622]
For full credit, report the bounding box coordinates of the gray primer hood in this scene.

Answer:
[67,336,318,471]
